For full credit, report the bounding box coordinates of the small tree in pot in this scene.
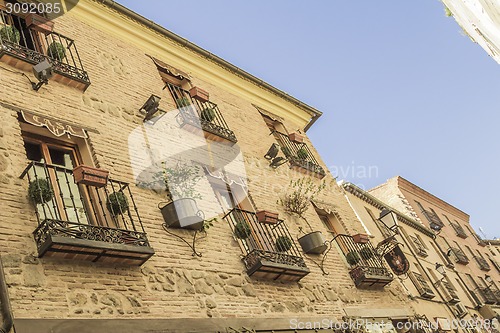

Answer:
[278,177,329,254]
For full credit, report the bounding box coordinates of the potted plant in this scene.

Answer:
[256,210,278,224]
[47,41,66,60]
[281,146,292,158]
[158,161,205,231]
[359,246,374,260]
[275,235,292,252]
[200,107,216,122]
[278,177,329,254]
[0,25,20,43]
[288,132,303,143]
[73,165,109,188]
[234,219,252,239]
[345,251,361,266]
[296,147,308,160]
[189,86,209,103]
[176,97,191,108]
[106,191,128,216]
[25,13,54,34]
[28,178,53,204]
[352,233,369,244]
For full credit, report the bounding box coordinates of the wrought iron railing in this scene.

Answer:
[448,247,469,264]
[409,235,428,257]
[409,272,435,298]
[333,234,393,278]
[0,9,90,85]
[272,131,326,177]
[223,208,307,271]
[421,208,444,229]
[479,287,497,305]
[20,162,150,251]
[474,256,491,271]
[441,280,460,303]
[166,83,237,143]
[450,222,468,238]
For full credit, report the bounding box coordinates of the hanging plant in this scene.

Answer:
[234,219,252,239]
[47,42,66,60]
[176,97,191,108]
[28,178,53,204]
[345,251,361,266]
[106,192,129,216]
[275,235,293,252]
[296,147,308,160]
[200,107,216,122]
[0,25,20,43]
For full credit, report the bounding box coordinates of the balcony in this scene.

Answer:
[474,256,491,271]
[21,162,154,265]
[421,209,444,230]
[448,247,469,265]
[440,281,460,304]
[334,234,393,289]
[0,10,90,90]
[223,208,309,282]
[166,83,237,144]
[409,272,435,299]
[450,222,468,239]
[273,131,326,179]
[479,288,497,305]
[409,236,428,257]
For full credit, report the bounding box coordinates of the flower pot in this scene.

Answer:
[160,198,204,230]
[352,233,369,244]
[73,165,109,188]
[189,87,209,103]
[25,13,54,34]
[256,210,279,224]
[288,132,303,143]
[298,231,327,254]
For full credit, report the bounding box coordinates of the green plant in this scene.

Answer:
[444,5,453,17]
[281,146,292,157]
[234,219,252,239]
[275,235,293,252]
[47,42,66,60]
[345,251,361,266]
[163,161,202,201]
[176,97,191,108]
[359,247,374,260]
[106,192,129,216]
[28,178,53,204]
[200,218,215,233]
[296,147,308,160]
[200,107,216,122]
[0,26,20,43]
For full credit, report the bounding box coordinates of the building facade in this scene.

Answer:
[0,1,422,332]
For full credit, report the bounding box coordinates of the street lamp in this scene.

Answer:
[379,208,399,232]
[485,275,493,286]
[434,263,447,286]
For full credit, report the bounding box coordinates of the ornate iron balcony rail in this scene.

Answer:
[479,287,497,305]
[450,222,468,238]
[0,10,90,87]
[409,271,435,299]
[166,83,237,143]
[448,247,469,265]
[474,256,491,271]
[20,162,153,264]
[441,280,460,303]
[421,209,444,228]
[409,235,428,257]
[272,131,326,178]
[223,208,308,281]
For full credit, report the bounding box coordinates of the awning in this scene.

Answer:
[203,166,247,188]
[19,111,91,138]
[148,55,190,80]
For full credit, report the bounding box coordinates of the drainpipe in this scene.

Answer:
[0,257,13,333]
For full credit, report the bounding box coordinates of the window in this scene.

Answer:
[317,213,337,235]
[408,234,428,257]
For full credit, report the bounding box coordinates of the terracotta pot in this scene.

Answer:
[25,14,54,34]
[73,165,109,188]
[352,233,369,244]
[256,210,279,224]
[288,132,303,143]
[189,87,209,103]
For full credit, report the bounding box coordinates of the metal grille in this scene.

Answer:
[272,131,326,177]
[0,10,90,85]
[409,271,435,298]
[166,83,237,143]
[474,256,491,271]
[448,247,469,264]
[409,235,428,257]
[421,209,444,228]
[450,222,468,238]
[441,280,460,303]
[20,162,150,250]
[480,287,497,305]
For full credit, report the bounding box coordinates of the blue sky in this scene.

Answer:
[116,1,500,238]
